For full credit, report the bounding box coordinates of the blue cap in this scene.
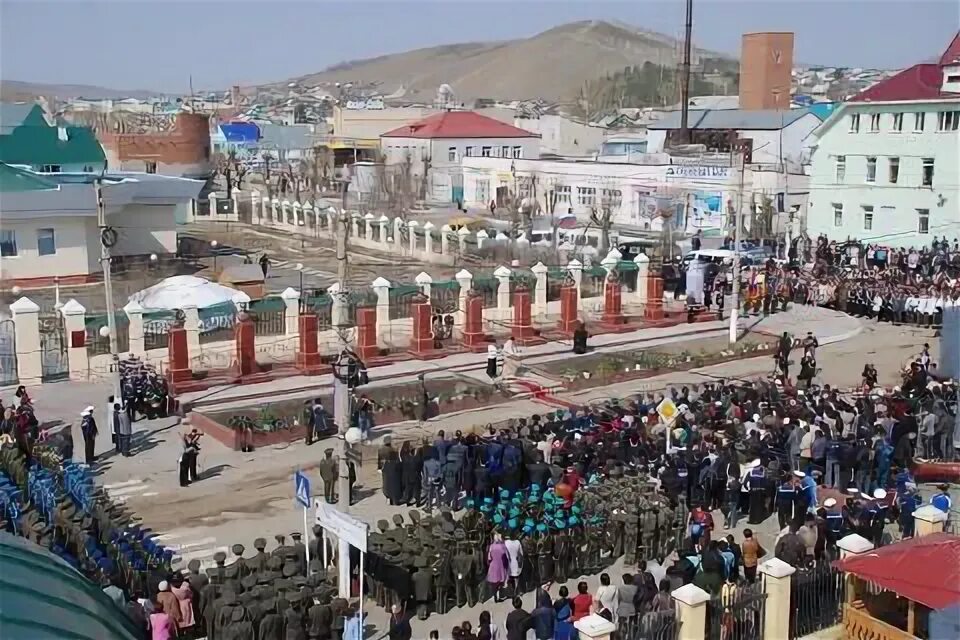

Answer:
[536,523,548,533]
[508,518,518,528]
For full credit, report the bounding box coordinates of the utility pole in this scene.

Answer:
[729,145,746,344]
[332,177,352,599]
[96,178,122,400]
[678,0,694,143]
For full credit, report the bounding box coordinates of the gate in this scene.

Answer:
[0,319,17,386]
[707,581,766,640]
[39,312,69,382]
[789,564,845,639]
[430,281,459,347]
[620,610,681,640]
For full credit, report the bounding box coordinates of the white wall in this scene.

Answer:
[108,203,178,256]
[0,216,95,280]
[514,115,606,156]
[806,102,960,247]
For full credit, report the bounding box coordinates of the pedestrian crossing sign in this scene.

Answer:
[656,398,679,424]
[294,471,311,508]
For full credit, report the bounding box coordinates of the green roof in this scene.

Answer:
[0,103,105,168]
[0,533,140,640]
[0,163,60,192]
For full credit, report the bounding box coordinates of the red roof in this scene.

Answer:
[834,533,960,610]
[850,32,960,103]
[381,111,537,139]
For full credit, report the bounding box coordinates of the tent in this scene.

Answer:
[129,275,248,311]
[834,532,960,610]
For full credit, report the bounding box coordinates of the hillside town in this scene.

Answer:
[0,8,959,640]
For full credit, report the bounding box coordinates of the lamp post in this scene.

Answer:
[210,240,219,273]
[295,263,304,299]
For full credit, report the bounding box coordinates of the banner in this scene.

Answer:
[314,500,369,551]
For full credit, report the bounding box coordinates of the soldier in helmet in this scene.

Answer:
[249,538,269,575]
[290,531,307,576]
[411,554,433,620]
[450,531,476,608]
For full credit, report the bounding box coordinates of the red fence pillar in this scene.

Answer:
[409,301,435,357]
[233,314,258,376]
[296,313,321,374]
[601,277,625,325]
[356,308,379,360]
[167,326,192,384]
[461,292,486,350]
[645,274,665,320]
[558,285,579,333]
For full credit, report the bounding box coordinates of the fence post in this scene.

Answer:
[573,614,616,640]
[567,259,584,303]
[251,190,261,223]
[458,226,470,253]
[124,300,145,357]
[372,277,392,349]
[455,269,473,327]
[423,222,435,254]
[440,225,452,256]
[671,583,710,640]
[378,216,390,245]
[415,272,433,299]
[914,504,948,536]
[209,193,218,217]
[476,229,489,249]
[10,297,42,386]
[837,533,874,605]
[281,288,301,337]
[760,557,796,640]
[531,262,549,317]
[601,248,622,276]
[60,299,88,381]
[364,214,375,242]
[182,304,200,354]
[408,220,419,254]
[393,218,404,252]
[494,265,512,313]
[635,253,650,303]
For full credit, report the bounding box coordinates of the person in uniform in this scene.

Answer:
[317,449,338,504]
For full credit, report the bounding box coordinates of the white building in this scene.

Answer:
[0,164,203,284]
[381,111,540,203]
[805,33,960,248]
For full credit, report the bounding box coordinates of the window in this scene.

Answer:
[949,74,960,83]
[420,146,428,161]
[849,113,860,133]
[36,228,56,256]
[518,176,534,200]
[869,113,880,132]
[601,188,622,209]
[862,206,874,231]
[892,113,903,132]
[922,158,935,187]
[481,146,492,157]
[917,208,930,234]
[448,147,457,162]
[476,179,490,204]
[835,155,846,182]
[888,157,900,184]
[145,161,157,174]
[913,112,925,132]
[0,230,16,257]
[865,157,877,183]
[832,203,843,227]
[577,186,596,207]
[465,146,475,157]
[555,185,571,204]
[937,110,960,131]
[512,146,522,159]
[501,146,510,158]
[39,164,61,173]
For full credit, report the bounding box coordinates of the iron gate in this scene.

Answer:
[707,581,766,640]
[430,282,459,346]
[39,311,69,382]
[789,564,845,639]
[0,319,17,386]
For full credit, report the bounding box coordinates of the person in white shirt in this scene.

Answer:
[594,572,620,623]
[503,536,523,595]
[501,337,521,379]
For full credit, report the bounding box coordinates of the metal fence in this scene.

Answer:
[249,298,286,336]
[311,295,333,330]
[582,266,607,298]
[199,302,237,345]
[620,610,681,640]
[619,260,640,293]
[472,277,499,309]
[389,285,423,320]
[85,313,130,356]
[789,564,846,639]
[707,581,766,640]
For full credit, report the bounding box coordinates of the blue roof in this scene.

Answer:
[806,103,838,121]
[0,533,140,640]
[219,122,260,144]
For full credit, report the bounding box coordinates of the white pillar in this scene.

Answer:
[251,190,261,223]
[124,300,145,357]
[515,232,530,253]
[440,224,452,256]
[914,504,948,536]
[494,265,512,311]
[271,198,280,223]
[282,200,291,225]
[476,229,489,249]
[759,558,796,640]
[457,226,470,254]
[393,218,405,252]
[422,221,435,254]
[495,231,509,245]
[415,271,433,299]
[364,213,375,242]
[407,220,419,254]
[573,614,617,640]
[281,287,301,336]
[378,215,390,245]
[371,277,392,349]
[293,202,303,227]
[455,269,473,326]
[672,583,710,640]
[351,213,360,238]
[61,299,88,381]
[567,259,584,302]
[635,253,650,303]
[182,304,200,354]
[531,261,549,316]
[837,533,874,560]
[601,248,622,276]
[209,192,218,217]
[10,297,42,386]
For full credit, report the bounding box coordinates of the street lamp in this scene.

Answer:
[295,263,304,299]
[210,240,219,272]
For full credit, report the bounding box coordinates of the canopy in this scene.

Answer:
[129,275,245,311]
[834,533,960,610]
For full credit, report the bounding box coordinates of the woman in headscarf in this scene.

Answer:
[485,534,510,603]
[170,574,195,632]
[553,585,576,640]
[529,588,555,640]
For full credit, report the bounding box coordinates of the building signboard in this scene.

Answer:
[665,166,730,180]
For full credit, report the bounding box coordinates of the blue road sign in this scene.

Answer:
[294,470,311,509]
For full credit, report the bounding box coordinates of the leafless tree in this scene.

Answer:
[214,149,248,199]
[311,145,333,193]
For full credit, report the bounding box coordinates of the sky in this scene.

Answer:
[1,0,958,92]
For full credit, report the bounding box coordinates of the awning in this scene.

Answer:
[834,533,960,610]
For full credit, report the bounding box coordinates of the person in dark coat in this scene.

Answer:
[381,449,403,505]
[80,406,98,465]
[505,597,531,640]
[388,604,413,640]
[529,588,555,640]
[306,598,332,640]
[259,606,284,640]
[399,441,422,506]
[572,322,589,354]
[222,605,255,640]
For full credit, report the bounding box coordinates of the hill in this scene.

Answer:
[282,20,732,102]
[0,80,156,102]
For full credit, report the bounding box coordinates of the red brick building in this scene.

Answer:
[739,32,795,111]
[99,112,214,179]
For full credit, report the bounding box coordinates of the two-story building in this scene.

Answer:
[0,103,105,173]
[381,111,540,203]
[805,32,960,247]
